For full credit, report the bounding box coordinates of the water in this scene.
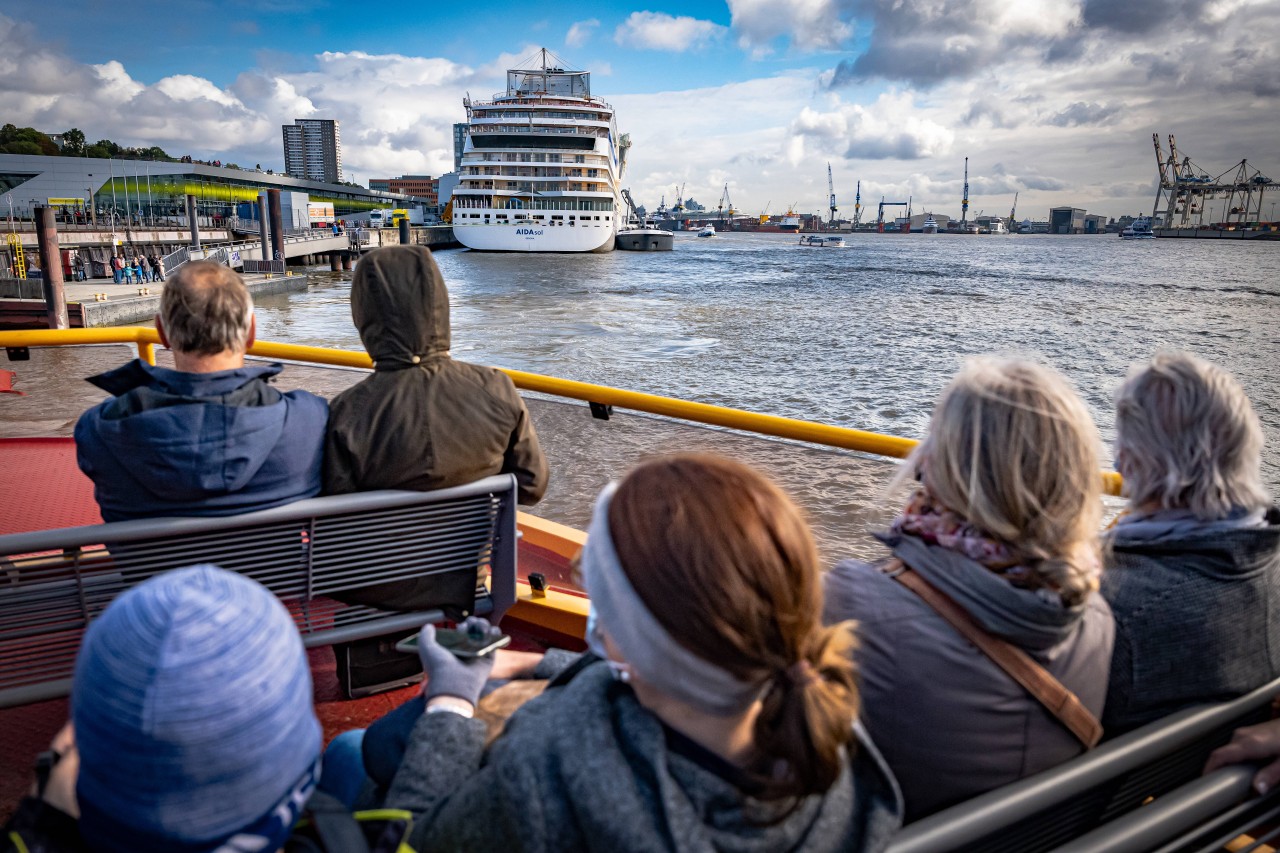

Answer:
[5,231,1279,559]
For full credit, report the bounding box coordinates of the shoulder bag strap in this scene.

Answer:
[883,558,1103,748]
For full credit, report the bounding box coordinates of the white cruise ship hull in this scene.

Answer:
[455,221,616,253]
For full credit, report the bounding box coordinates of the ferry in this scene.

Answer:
[697,224,716,237]
[799,235,846,247]
[2,327,1277,853]
[452,49,627,253]
[1121,217,1156,239]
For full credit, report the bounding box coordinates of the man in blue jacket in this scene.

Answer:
[75,261,327,522]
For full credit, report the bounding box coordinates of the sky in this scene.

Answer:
[2,0,1278,221]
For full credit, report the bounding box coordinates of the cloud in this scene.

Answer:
[1044,101,1121,127]
[565,19,599,48]
[791,92,955,160]
[728,0,856,56]
[613,11,726,51]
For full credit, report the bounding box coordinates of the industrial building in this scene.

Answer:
[1049,207,1086,234]
[366,175,438,207]
[0,153,408,223]
[282,119,343,184]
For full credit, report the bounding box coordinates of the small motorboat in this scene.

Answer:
[697,224,716,237]
[1121,218,1156,239]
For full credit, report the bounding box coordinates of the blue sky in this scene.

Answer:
[3,1,1277,219]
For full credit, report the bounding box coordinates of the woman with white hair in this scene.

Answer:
[1101,351,1280,735]
[824,358,1115,820]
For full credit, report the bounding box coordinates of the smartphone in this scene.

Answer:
[395,628,511,658]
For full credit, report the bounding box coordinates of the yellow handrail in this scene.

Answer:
[0,326,1124,495]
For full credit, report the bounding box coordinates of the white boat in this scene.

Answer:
[987,219,1008,235]
[921,215,939,234]
[799,235,846,247]
[452,49,626,252]
[697,224,716,237]
[1121,217,1155,239]
[780,206,802,232]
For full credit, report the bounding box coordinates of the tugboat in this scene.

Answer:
[616,188,673,251]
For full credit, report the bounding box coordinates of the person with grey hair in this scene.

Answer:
[74,261,327,521]
[1101,351,1280,735]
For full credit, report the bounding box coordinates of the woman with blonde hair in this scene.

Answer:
[824,357,1114,820]
[1102,351,1279,734]
[384,454,903,852]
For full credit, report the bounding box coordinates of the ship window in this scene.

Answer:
[595,216,601,220]
[551,215,563,220]
[497,214,508,220]
[569,215,576,220]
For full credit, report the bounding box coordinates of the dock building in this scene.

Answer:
[0,153,408,223]
[282,119,342,184]
[366,175,439,209]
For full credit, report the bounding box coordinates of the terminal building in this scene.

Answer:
[0,153,410,224]
[367,175,439,208]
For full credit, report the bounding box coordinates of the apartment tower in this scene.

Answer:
[282,119,342,183]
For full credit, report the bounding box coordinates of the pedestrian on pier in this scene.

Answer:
[137,257,151,283]
[111,254,124,284]
[148,253,163,281]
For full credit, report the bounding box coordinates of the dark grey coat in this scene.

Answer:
[824,534,1114,821]
[385,660,903,853]
[1101,507,1280,735]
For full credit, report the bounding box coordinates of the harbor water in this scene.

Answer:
[5,231,1279,561]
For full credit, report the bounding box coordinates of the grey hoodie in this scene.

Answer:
[824,533,1114,821]
[386,660,903,853]
[1102,506,1280,734]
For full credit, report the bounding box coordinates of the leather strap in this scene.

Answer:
[883,558,1103,748]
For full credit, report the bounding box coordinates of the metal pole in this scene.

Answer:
[267,189,285,262]
[186,194,200,250]
[34,207,69,330]
[146,165,152,227]
[258,191,271,266]
[108,160,117,242]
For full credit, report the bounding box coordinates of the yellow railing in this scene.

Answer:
[0,326,1125,495]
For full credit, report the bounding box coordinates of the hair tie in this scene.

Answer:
[783,659,818,687]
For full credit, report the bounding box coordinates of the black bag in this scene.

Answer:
[286,791,415,852]
[335,633,424,699]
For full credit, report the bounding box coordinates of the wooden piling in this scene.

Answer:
[34,207,69,330]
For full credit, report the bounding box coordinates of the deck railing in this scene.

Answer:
[0,328,1125,496]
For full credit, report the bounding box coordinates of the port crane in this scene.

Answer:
[672,183,687,216]
[758,201,771,225]
[961,157,970,226]
[827,163,838,226]
[1008,192,1018,230]
[854,180,862,226]
[876,197,909,233]
[1151,132,1277,230]
[718,184,735,224]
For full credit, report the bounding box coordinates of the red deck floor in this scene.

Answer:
[0,438,420,818]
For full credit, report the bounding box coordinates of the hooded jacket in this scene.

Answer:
[385,659,904,853]
[1101,507,1280,735]
[74,360,327,522]
[323,246,547,504]
[824,533,1114,821]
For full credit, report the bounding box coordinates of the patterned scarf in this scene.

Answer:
[891,487,1061,595]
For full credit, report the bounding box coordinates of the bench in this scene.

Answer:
[0,474,519,708]
[886,675,1280,853]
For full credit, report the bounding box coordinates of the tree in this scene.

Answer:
[62,128,86,154]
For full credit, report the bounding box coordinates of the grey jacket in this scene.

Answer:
[385,659,903,853]
[824,534,1114,821]
[1101,507,1280,735]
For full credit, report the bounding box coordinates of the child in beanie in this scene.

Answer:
[5,565,322,853]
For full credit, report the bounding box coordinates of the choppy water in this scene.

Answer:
[5,231,1278,559]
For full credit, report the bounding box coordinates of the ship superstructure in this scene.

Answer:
[453,49,627,252]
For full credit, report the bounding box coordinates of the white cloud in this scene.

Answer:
[728,0,855,56]
[614,11,726,51]
[565,19,599,48]
[792,92,955,160]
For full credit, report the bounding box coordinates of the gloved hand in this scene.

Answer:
[419,616,501,707]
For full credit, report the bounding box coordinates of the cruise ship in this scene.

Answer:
[452,50,628,252]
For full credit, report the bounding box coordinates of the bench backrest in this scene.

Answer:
[886,675,1280,853]
[0,475,518,708]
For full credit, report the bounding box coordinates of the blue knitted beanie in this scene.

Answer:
[72,565,322,852]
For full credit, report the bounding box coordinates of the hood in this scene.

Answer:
[82,361,290,503]
[87,359,283,399]
[351,245,450,370]
[509,662,902,853]
[1109,506,1280,574]
[884,532,1090,651]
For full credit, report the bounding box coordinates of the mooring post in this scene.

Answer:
[34,206,69,330]
[186,194,200,250]
[399,219,410,245]
[341,252,352,271]
[257,191,271,268]
[267,189,285,263]
[329,252,340,272]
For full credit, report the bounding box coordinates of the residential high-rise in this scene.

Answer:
[282,119,342,184]
[453,122,467,171]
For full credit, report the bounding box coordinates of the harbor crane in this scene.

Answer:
[827,163,838,226]
[1151,132,1278,230]
[1008,192,1018,230]
[672,183,687,216]
[854,180,862,226]
[718,184,734,224]
[876,197,909,233]
[759,200,771,225]
[961,157,970,226]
